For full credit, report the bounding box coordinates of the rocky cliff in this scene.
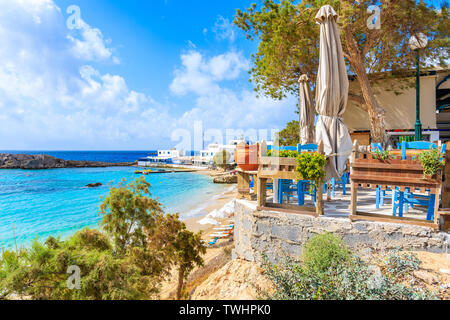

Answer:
[0,154,136,169]
[191,259,273,300]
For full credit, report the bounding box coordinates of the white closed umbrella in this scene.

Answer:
[314,5,352,180]
[298,74,315,145]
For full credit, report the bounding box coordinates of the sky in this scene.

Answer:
[0,0,299,151]
[0,0,444,150]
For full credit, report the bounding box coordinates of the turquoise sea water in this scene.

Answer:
[0,167,226,250]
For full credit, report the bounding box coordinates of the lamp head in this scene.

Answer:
[409,33,428,51]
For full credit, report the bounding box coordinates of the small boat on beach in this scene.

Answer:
[135,169,169,175]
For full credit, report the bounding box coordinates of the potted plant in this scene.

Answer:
[371,149,392,161]
[418,148,445,180]
[296,152,327,189]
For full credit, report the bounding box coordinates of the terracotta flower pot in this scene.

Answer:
[235,143,259,171]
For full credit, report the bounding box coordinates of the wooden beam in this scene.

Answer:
[441,148,450,208]
[257,177,267,208]
[264,202,316,212]
[350,212,439,230]
[258,206,318,217]
[434,189,440,225]
[237,171,250,199]
[350,183,357,215]
[349,140,359,216]
[315,141,324,216]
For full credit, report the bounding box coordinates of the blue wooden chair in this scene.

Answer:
[277,144,316,205]
[392,141,445,221]
[399,141,446,160]
[268,145,297,151]
[297,144,318,152]
[371,143,382,152]
[296,144,320,204]
[373,142,393,209]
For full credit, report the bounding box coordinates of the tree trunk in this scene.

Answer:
[176,266,185,300]
[344,27,387,144]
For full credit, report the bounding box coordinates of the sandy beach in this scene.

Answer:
[159,179,237,299]
[184,183,237,236]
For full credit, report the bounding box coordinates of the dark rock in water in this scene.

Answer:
[0,153,136,169]
[86,183,102,188]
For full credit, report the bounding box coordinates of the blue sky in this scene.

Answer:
[0,0,443,150]
[0,0,296,151]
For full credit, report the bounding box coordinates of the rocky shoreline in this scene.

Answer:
[0,154,136,169]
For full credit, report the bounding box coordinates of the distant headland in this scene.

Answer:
[0,153,136,169]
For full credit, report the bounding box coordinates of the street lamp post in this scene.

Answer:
[409,33,428,141]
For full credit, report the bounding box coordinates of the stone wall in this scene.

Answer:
[232,200,450,264]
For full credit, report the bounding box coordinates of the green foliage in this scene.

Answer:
[147,213,206,299]
[372,150,391,161]
[301,233,351,276]
[0,229,164,300]
[99,177,164,254]
[212,149,232,170]
[234,0,449,141]
[296,152,326,186]
[384,249,421,276]
[278,120,300,147]
[261,233,437,300]
[0,178,206,300]
[267,150,298,158]
[419,147,445,178]
[234,0,449,100]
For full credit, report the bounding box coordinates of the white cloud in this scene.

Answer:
[0,0,295,150]
[212,16,236,42]
[170,51,249,96]
[0,0,173,149]
[66,12,118,63]
[171,50,295,134]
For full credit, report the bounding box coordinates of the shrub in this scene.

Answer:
[419,147,445,178]
[296,152,326,187]
[267,150,298,158]
[301,233,351,276]
[213,150,232,170]
[384,249,421,276]
[261,233,437,300]
[0,178,205,300]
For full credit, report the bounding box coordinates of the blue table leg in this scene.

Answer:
[311,185,317,205]
[376,187,381,209]
[297,181,305,206]
[342,175,347,195]
[393,189,398,216]
[398,191,404,218]
[426,194,436,221]
[278,179,283,204]
[331,178,336,198]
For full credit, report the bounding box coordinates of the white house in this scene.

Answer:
[195,139,247,167]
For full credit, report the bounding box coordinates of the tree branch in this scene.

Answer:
[362,30,380,58]
[343,52,351,61]
[348,93,367,111]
